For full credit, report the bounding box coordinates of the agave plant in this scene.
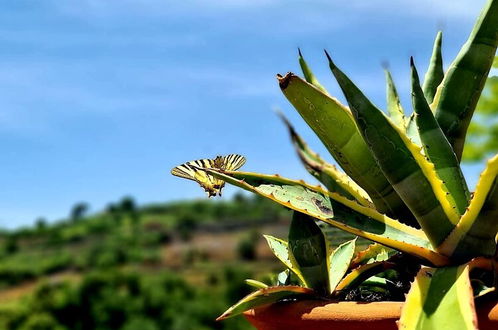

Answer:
[173,0,498,328]
[216,211,408,320]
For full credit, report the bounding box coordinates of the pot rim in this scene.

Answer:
[243,299,498,325]
[244,300,404,322]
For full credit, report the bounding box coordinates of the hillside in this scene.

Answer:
[0,194,360,329]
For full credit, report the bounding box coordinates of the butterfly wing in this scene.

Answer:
[209,154,246,196]
[171,154,246,197]
[171,163,198,182]
[222,154,246,171]
[171,158,220,197]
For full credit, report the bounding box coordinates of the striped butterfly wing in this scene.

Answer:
[171,163,199,182]
[171,155,245,197]
[171,158,218,197]
[222,154,246,171]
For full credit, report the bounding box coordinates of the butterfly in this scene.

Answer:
[171,154,246,197]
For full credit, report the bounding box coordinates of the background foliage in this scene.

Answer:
[463,57,498,161]
[0,193,361,329]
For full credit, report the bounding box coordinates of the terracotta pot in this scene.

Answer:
[244,300,498,330]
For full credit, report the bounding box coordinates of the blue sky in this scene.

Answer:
[0,0,489,228]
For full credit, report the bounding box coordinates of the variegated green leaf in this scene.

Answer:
[289,211,329,293]
[351,243,394,267]
[276,269,291,286]
[384,69,406,129]
[362,276,387,287]
[438,154,498,260]
[328,238,356,293]
[245,279,269,289]
[471,279,495,298]
[434,0,498,161]
[298,48,329,94]
[399,265,477,330]
[411,58,471,216]
[278,112,372,206]
[423,31,444,104]
[278,73,417,227]
[326,52,458,246]
[335,261,395,291]
[263,235,307,285]
[406,113,422,146]
[216,286,314,320]
[203,168,450,266]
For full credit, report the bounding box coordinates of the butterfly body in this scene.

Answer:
[171,154,246,197]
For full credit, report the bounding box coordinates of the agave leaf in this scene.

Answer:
[298,49,329,94]
[434,0,498,161]
[471,279,495,298]
[384,69,406,129]
[361,276,388,287]
[405,113,423,146]
[326,52,458,246]
[278,112,372,206]
[328,238,356,293]
[335,261,395,291]
[278,73,417,227]
[276,269,291,286]
[204,168,450,266]
[216,286,314,320]
[289,211,329,293]
[399,265,477,330]
[263,235,307,285]
[350,243,394,267]
[245,279,269,289]
[438,154,498,260]
[423,31,444,104]
[411,58,471,216]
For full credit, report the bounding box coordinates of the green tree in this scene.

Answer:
[233,192,247,204]
[4,236,18,254]
[120,196,140,225]
[463,57,498,162]
[175,214,198,241]
[237,230,260,261]
[106,203,122,224]
[70,202,89,222]
[35,217,47,231]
